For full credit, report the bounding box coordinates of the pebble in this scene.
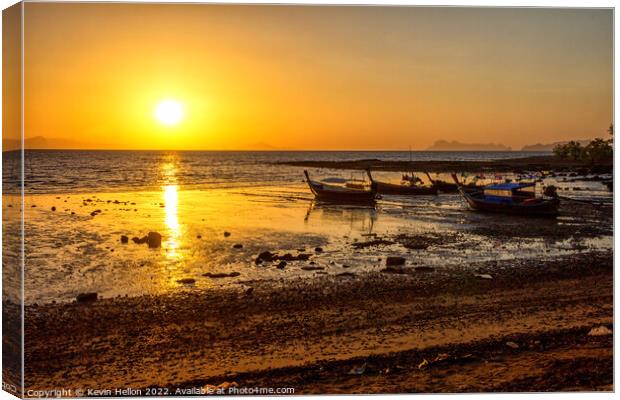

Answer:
[588,325,612,336]
[301,266,324,271]
[506,341,519,349]
[203,272,240,278]
[147,232,162,248]
[386,256,406,266]
[76,292,98,303]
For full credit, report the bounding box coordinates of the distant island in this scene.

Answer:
[3,136,86,151]
[426,140,512,151]
[520,140,591,152]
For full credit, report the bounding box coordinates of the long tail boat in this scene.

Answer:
[451,173,559,217]
[366,170,438,195]
[424,172,458,193]
[304,170,378,204]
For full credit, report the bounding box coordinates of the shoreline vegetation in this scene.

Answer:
[275,154,612,173]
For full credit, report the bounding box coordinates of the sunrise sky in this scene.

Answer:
[18,4,613,150]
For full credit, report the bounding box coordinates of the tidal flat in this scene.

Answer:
[2,150,613,393]
[7,172,613,393]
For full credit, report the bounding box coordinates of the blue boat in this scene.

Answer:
[452,174,560,217]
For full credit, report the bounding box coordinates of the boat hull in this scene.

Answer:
[460,188,559,217]
[304,170,378,204]
[431,181,459,193]
[375,181,438,195]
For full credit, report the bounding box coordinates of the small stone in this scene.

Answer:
[257,251,275,262]
[301,265,325,271]
[147,232,162,248]
[120,235,129,244]
[386,256,406,266]
[233,244,243,249]
[506,341,519,349]
[224,231,231,237]
[203,272,240,278]
[588,326,612,336]
[176,278,195,285]
[132,236,148,244]
[76,292,98,303]
[51,206,56,211]
[197,235,202,239]
[276,261,287,269]
[415,266,435,272]
[475,274,493,280]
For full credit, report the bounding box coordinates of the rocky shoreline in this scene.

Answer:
[22,249,612,393]
[275,154,613,174]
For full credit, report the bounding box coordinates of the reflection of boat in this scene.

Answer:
[304,200,377,235]
[452,173,559,217]
[366,170,438,195]
[424,172,458,193]
[304,170,378,204]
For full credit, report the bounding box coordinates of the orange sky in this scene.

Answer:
[18,4,613,150]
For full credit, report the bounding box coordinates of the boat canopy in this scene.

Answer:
[483,181,536,200]
[485,182,535,190]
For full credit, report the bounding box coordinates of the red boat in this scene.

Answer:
[304,170,378,204]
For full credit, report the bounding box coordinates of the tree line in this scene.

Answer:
[553,124,613,163]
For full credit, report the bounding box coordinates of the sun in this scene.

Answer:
[154,100,184,126]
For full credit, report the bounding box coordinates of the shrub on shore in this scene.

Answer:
[553,124,613,163]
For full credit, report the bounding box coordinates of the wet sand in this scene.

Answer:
[23,250,612,393]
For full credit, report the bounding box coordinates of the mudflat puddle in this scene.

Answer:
[3,182,612,304]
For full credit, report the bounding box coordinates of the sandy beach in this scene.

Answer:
[23,250,612,393]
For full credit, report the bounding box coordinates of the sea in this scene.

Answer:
[5,150,550,194]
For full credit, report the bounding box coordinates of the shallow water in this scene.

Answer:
[5,150,552,194]
[2,150,612,304]
[3,183,609,304]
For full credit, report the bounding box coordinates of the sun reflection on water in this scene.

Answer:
[164,185,179,231]
[160,158,183,263]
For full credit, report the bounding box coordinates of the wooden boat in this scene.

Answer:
[366,170,438,195]
[424,172,458,193]
[304,170,378,203]
[451,173,559,217]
